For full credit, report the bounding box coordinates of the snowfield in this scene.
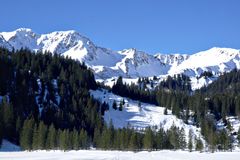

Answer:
[0,150,240,160]
[0,140,239,160]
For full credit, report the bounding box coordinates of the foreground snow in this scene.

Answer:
[0,150,240,160]
[0,140,239,160]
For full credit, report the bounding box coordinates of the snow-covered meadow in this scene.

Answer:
[1,139,240,160]
[0,150,240,160]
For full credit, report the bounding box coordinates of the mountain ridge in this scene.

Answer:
[1,28,240,89]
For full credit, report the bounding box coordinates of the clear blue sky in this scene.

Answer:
[1,0,240,54]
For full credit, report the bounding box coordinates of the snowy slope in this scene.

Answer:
[1,28,40,51]
[217,116,240,147]
[0,35,12,50]
[0,140,21,152]
[1,28,240,89]
[90,89,204,145]
[168,47,240,77]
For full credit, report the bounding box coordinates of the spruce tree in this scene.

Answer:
[129,132,138,151]
[188,129,193,152]
[169,125,178,149]
[45,124,57,149]
[179,128,186,150]
[20,118,35,150]
[37,121,48,149]
[79,128,88,149]
[112,100,117,110]
[100,126,111,149]
[59,129,69,151]
[138,101,142,112]
[2,98,14,139]
[72,128,79,150]
[93,127,101,147]
[119,101,123,111]
[238,127,240,146]
[195,136,203,152]
[0,115,3,146]
[143,127,153,151]
[164,107,168,115]
[32,124,39,150]
[219,130,230,151]
[15,117,22,141]
[156,127,165,149]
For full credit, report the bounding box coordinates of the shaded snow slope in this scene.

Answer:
[1,28,240,89]
[0,140,21,152]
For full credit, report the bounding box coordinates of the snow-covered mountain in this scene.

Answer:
[0,35,12,50]
[1,28,240,89]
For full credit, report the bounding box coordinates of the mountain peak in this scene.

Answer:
[1,28,240,89]
[15,28,33,33]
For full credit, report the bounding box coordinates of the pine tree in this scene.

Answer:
[37,121,48,149]
[100,126,111,149]
[129,131,138,151]
[2,98,14,139]
[68,130,73,150]
[188,129,193,152]
[195,136,203,152]
[156,127,165,149]
[79,128,88,149]
[179,128,186,150]
[119,101,123,111]
[208,128,217,153]
[143,127,153,151]
[59,129,69,151]
[15,117,22,141]
[138,101,142,112]
[169,125,178,150]
[227,121,233,133]
[112,100,117,110]
[164,107,168,115]
[122,99,125,105]
[238,127,240,147]
[20,118,35,150]
[45,124,57,149]
[93,127,101,147]
[72,128,79,150]
[0,115,3,146]
[32,124,39,150]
